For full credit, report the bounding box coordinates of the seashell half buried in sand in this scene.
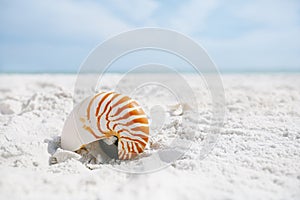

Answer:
[61,91,150,160]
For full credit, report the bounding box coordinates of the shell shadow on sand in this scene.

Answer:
[44,136,119,166]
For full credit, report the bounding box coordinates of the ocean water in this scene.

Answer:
[1,49,299,74]
[1,68,299,74]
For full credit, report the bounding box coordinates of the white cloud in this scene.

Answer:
[197,0,300,70]
[1,0,132,41]
[168,0,220,34]
[236,0,300,29]
[109,0,159,23]
[202,27,300,69]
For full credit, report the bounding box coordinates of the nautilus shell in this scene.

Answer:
[61,91,149,160]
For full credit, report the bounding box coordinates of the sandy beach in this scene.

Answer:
[0,73,299,200]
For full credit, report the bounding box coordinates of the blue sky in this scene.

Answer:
[0,0,300,73]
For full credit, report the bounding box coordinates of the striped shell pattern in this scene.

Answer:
[80,91,149,160]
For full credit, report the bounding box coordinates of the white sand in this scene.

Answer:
[0,73,299,200]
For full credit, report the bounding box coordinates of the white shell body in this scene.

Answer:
[61,91,149,160]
